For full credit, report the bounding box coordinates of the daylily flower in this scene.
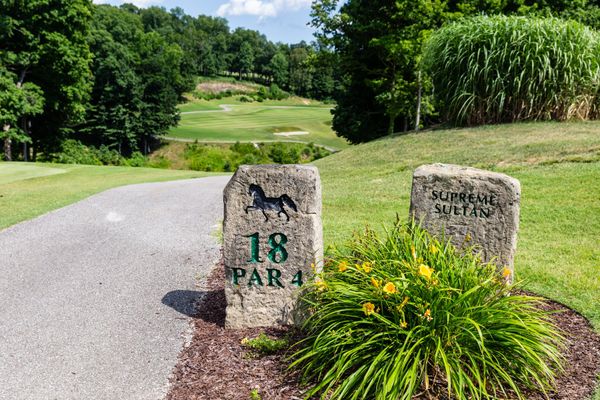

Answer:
[316,280,328,291]
[362,262,373,273]
[424,309,433,321]
[338,261,349,272]
[371,276,381,288]
[418,264,434,280]
[362,302,376,316]
[382,282,397,295]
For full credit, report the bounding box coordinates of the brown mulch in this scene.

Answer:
[166,263,600,400]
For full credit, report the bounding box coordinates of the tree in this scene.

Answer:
[79,4,185,155]
[0,0,93,156]
[0,68,44,160]
[238,42,255,79]
[311,0,595,143]
[269,52,289,86]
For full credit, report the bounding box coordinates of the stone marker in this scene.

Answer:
[223,165,323,329]
[409,163,521,277]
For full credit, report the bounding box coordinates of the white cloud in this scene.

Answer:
[217,0,311,18]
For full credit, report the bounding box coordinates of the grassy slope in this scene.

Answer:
[315,121,600,332]
[170,98,348,150]
[0,162,213,230]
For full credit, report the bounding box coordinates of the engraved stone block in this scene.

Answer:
[223,165,323,329]
[409,164,521,277]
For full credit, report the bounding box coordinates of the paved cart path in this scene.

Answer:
[0,176,230,400]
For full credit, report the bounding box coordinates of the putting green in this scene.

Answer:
[170,101,348,150]
[0,163,66,185]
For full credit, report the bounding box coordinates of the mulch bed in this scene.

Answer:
[166,262,600,400]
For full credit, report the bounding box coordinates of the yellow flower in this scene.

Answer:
[429,243,438,254]
[338,261,349,272]
[418,264,434,280]
[316,280,328,291]
[362,262,373,273]
[362,302,376,316]
[423,309,433,321]
[371,276,381,288]
[465,233,472,243]
[400,321,408,329]
[400,296,410,308]
[502,266,511,279]
[411,245,417,260]
[382,282,397,295]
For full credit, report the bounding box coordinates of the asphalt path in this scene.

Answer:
[0,176,230,400]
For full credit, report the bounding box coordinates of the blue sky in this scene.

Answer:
[93,0,315,44]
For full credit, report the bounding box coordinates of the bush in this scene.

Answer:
[423,16,600,126]
[50,139,103,165]
[292,220,564,400]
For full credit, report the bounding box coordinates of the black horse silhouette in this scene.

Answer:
[245,184,297,222]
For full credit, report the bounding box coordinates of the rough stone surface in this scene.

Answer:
[223,164,323,329]
[409,164,521,276]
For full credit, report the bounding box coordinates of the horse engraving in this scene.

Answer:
[245,184,297,222]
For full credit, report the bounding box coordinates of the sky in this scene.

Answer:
[92,0,316,44]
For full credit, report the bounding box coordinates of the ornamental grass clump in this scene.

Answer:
[292,221,564,400]
[422,15,600,126]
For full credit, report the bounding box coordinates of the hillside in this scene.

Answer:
[315,121,600,333]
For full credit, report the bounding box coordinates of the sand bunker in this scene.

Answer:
[273,131,309,136]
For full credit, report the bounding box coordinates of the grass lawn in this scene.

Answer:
[315,120,600,398]
[170,97,348,150]
[0,162,214,230]
[315,120,600,326]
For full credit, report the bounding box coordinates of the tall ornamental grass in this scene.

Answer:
[422,16,600,126]
[292,221,564,400]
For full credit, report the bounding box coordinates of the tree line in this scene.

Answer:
[0,0,338,161]
[312,0,600,143]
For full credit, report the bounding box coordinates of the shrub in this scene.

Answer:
[423,16,600,126]
[292,220,564,400]
[241,333,289,355]
[268,142,301,164]
[50,139,103,165]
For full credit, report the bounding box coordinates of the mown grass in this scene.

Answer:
[315,121,600,329]
[0,162,213,230]
[171,97,347,150]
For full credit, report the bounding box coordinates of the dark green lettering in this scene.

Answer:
[267,268,284,287]
[434,203,441,214]
[431,190,438,200]
[489,194,498,206]
[268,233,288,263]
[248,268,264,287]
[477,193,489,205]
[480,208,490,219]
[246,232,263,263]
[470,208,478,217]
[291,271,303,287]
[459,193,467,202]
[232,268,246,285]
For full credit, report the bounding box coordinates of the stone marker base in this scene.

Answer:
[223,165,323,329]
[409,163,521,278]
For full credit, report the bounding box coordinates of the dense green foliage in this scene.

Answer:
[49,139,147,167]
[424,16,600,125]
[0,2,339,161]
[184,141,331,172]
[80,5,187,156]
[293,221,564,400]
[0,0,93,157]
[312,0,600,142]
